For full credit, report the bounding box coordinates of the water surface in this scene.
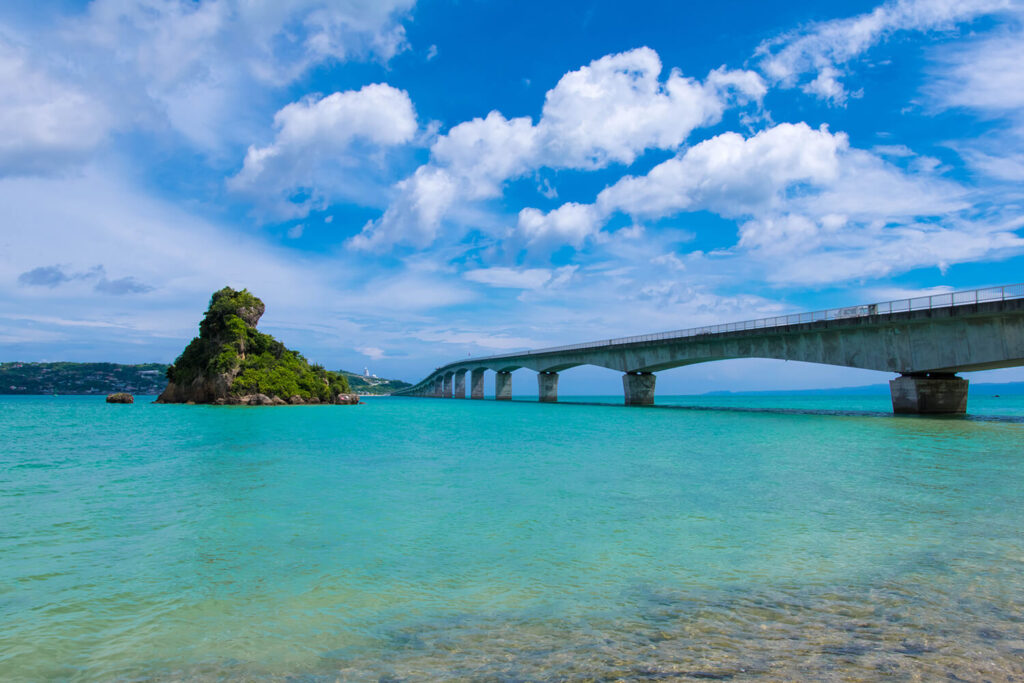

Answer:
[2,394,1023,680]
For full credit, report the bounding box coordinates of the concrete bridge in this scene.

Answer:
[394,284,1024,414]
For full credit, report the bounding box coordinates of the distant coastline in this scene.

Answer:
[4,361,1019,397]
[0,362,411,396]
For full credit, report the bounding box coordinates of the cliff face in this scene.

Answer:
[157,287,354,405]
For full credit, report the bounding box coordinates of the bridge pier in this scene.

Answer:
[538,372,558,403]
[623,372,656,405]
[431,377,442,398]
[890,373,968,414]
[471,369,485,399]
[454,370,466,398]
[442,373,453,398]
[495,371,512,400]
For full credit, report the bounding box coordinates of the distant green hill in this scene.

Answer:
[339,370,412,395]
[0,361,411,396]
[0,362,170,395]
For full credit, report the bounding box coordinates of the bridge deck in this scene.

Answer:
[395,284,1024,414]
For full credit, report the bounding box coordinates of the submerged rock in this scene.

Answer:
[106,392,134,404]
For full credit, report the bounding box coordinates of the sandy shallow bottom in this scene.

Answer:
[145,580,1024,682]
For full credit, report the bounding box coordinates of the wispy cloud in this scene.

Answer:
[754,0,1011,104]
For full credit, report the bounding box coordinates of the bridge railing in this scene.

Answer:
[458,283,1024,365]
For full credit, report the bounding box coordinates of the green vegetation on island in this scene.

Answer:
[159,287,354,405]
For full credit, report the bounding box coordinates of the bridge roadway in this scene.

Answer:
[393,284,1024,414]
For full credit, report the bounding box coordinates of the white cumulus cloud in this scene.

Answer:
[349,46,765,251]
[510,117,1015,288]
[536,48,762,169]
[229,84,418,218]
[517,203,604,248]
[0,0,419,170]
[596,123,847,219]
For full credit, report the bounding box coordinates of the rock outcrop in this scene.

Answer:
[106,392,134,404]
[156,287,353,405]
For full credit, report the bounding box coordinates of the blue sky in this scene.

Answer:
[2,0,1023,393]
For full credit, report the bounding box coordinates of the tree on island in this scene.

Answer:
[158,287,355,405]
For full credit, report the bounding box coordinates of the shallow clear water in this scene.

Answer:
[2,393,1023,681]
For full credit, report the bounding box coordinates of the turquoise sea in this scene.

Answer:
[2,393,1023,681]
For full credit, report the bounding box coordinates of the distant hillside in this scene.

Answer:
[0,362,169,395]
[0,361,412,396]
[339,370,411,395]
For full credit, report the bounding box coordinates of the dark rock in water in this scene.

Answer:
[106,392,134,404]
[307,397,321,404]
[156,287,353,406]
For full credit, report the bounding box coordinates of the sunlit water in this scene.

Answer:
[2,393,1023,681]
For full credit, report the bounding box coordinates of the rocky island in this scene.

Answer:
[157,287,357,405]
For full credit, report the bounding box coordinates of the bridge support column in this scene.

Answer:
[433,377,443,398]
[890,373,968,414]
[538,372,558,403]
[471,369,485,399]
[442,373,453,398]
[454,370,466,398]
[623,372,656,406]
[495,371,512,401]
